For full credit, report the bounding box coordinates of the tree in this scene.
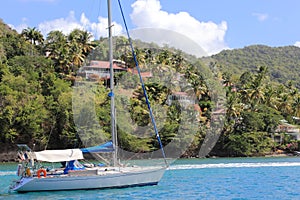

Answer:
[0,72,48,147]
[21,27,44,46]
[292,94,300,117]
[68,29,95,69]
[240,66,268,110]
[0,32,30,59]
[225,131,273,156]
[45,29,95,76]
[45,30,71,74]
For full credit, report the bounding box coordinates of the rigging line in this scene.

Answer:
[117,0,168,167]
[85,0,101,26]
[97,0,102,23]
[44,115,56,150]
[89,0,102,40]
[94,0,102,40]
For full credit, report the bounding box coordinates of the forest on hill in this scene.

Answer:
[0,19,300,161]
[211,45,300,88]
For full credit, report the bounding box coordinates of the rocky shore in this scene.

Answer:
[0,151,19,162]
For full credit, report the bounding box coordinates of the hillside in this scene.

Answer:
[211,45,300,88]
[0,19,18,36]
[0,19,17,60]
[1,19,300,159]
[0,19,30,61]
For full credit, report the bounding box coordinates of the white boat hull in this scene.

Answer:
[11,167,166,192]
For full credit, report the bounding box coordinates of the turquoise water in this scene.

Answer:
[1,157,300,199]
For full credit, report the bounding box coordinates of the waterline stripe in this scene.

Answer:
[2,162,300,175]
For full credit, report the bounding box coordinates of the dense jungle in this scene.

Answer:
[1,19,300,161]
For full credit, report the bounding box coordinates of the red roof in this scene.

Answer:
[85,60,126,70]
[127,68,153,78]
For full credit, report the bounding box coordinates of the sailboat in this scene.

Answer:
[9,0,167,193]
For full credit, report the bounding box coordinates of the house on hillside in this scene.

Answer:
[78,60,127,80]
[166,92,196,107]
[79,60,154,81]
[272,120,300,143]
[127,68,153,78]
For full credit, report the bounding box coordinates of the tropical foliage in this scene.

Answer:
[211,45,300,88]
[0,19,299,158]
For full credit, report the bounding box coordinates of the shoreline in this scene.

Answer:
[0,151,297,163]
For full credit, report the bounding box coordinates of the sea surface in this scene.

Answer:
[1,156,300,200]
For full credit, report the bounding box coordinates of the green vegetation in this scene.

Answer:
[211,45,300,88]
[0,19,299,158]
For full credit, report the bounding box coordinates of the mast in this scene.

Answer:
[107,0,117,167]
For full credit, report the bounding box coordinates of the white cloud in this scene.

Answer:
[79,13,123,40]
[252,13,269,22]
[38,11,122,39]
[130,0,228,55]
[13,0,228,55]
[38,11,82,36]
[295,41,300,48]
[10,17,28,33]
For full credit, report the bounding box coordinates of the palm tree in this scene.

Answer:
[21,27,44,45]
[170,52,185,72]
[292,94,300,118]
[45,30,71,74]
[68,29,94,54]
[21,27,44,55]
[263,84,277,109]
[277,93,293,117]
[77,30,94,56]
[68,29,94,69]
[157,49,171,65]
[240,66,267,110]
[251,67,267,107]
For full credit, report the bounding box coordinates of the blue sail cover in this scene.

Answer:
[80,141,114,153]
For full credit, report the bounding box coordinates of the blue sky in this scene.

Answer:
[1,0,300,55]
